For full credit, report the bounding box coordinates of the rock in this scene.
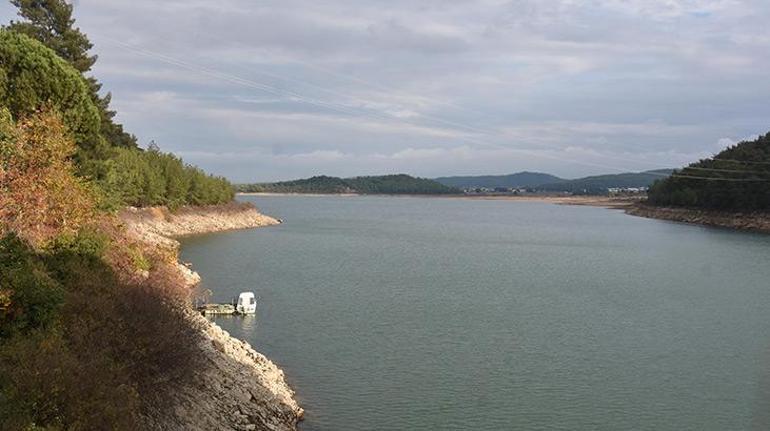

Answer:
[120,204,300,431]
[626,204,770,234]
[118,203,281,245]
[212,338,226,353]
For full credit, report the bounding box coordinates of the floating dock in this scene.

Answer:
[196,292,258,316]
[197,303,237,316]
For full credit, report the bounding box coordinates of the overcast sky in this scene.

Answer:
[3,0,769,182]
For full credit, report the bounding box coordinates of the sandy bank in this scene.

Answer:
[120,203,303,431]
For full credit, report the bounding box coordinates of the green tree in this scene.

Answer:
[144,143,191,210]
[0,234,63,339]
[0,30,105,159]
[5,0,137,149]
[6,0,96,73]
[2,9,234,210]
[648,132,770,210]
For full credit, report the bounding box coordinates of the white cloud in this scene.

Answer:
[3,0,768,181]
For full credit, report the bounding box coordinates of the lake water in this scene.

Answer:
[180,195,770,431]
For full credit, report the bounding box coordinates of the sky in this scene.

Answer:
[2,0,770,182]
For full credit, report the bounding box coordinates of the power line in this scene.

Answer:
[712,158,770,166]
[671,174,770,182]
[216,44,770,177]
[103,38,767,182]
[682,166,770,175]
[203,32,490,118]
[103,37,655,174]
[104,38,371,119]
[210,36,683,172]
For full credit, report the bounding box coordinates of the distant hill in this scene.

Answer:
[434,172,565,189]
[434,169,672,194]
[648,133,770,210]
[238,174,461,195]
[537,169,674,194]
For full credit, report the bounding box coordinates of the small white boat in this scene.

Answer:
[235,291,257,314]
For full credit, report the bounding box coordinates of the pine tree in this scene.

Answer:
[5,0,137,149]
[7,0,96,73]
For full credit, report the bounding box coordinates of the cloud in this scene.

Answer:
[2,0,768,181]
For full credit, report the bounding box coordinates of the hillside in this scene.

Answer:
[434,171,564,189]
[537,169,674,194]
[648,133,770,210]
[0,4,300,430]
[239,174,460,195]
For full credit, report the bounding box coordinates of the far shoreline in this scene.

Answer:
[238,192,770,234]
[237,192,638,207]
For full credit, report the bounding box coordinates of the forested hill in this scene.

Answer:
[238,174,461,195]
[648,133,770,210]
[537,169,674,194]
[434,172,564,189]
[434,169,672,194]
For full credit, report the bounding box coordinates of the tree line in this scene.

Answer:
[1,2,235,428]
[647,133,770,210]
[239,174,461,195]
[1,1,234,209]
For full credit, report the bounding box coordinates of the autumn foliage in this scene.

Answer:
[0,109,95,246]
[0,110,203,429]
[0,3,234,429]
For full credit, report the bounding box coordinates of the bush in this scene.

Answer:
[0,109,97,246]
[0,233,63,339]
[1,231,204,430]
[0,330,140,431]
[47,244,204,414]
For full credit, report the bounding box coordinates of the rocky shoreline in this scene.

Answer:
[488,195,770,234]
[625,204,770,234]
[120,202,281,247]
[120,203,303,431]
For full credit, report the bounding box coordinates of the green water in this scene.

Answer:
[180,196,770,431]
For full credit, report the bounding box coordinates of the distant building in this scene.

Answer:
[608,187,648,196]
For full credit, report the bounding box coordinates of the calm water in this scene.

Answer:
[180,196,770,431]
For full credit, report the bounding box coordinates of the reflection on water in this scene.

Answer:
[208,314,259,334]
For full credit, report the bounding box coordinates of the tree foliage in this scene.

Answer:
[5,0,138,149]
[648,133,770,210]
[0,4,243,428]
[0,111,204,429]
[240,174,461,195]
[0,233,63,339]
[0,30,104,158]
[0,29,234,209]
[6,0,96,73]
[0,109,96,246]
[435,171,565,189]
[0,230,203,430]
[99,146,234,209]
[536,170,673,195]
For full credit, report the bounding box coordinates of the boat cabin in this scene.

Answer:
[236,292,257,314]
